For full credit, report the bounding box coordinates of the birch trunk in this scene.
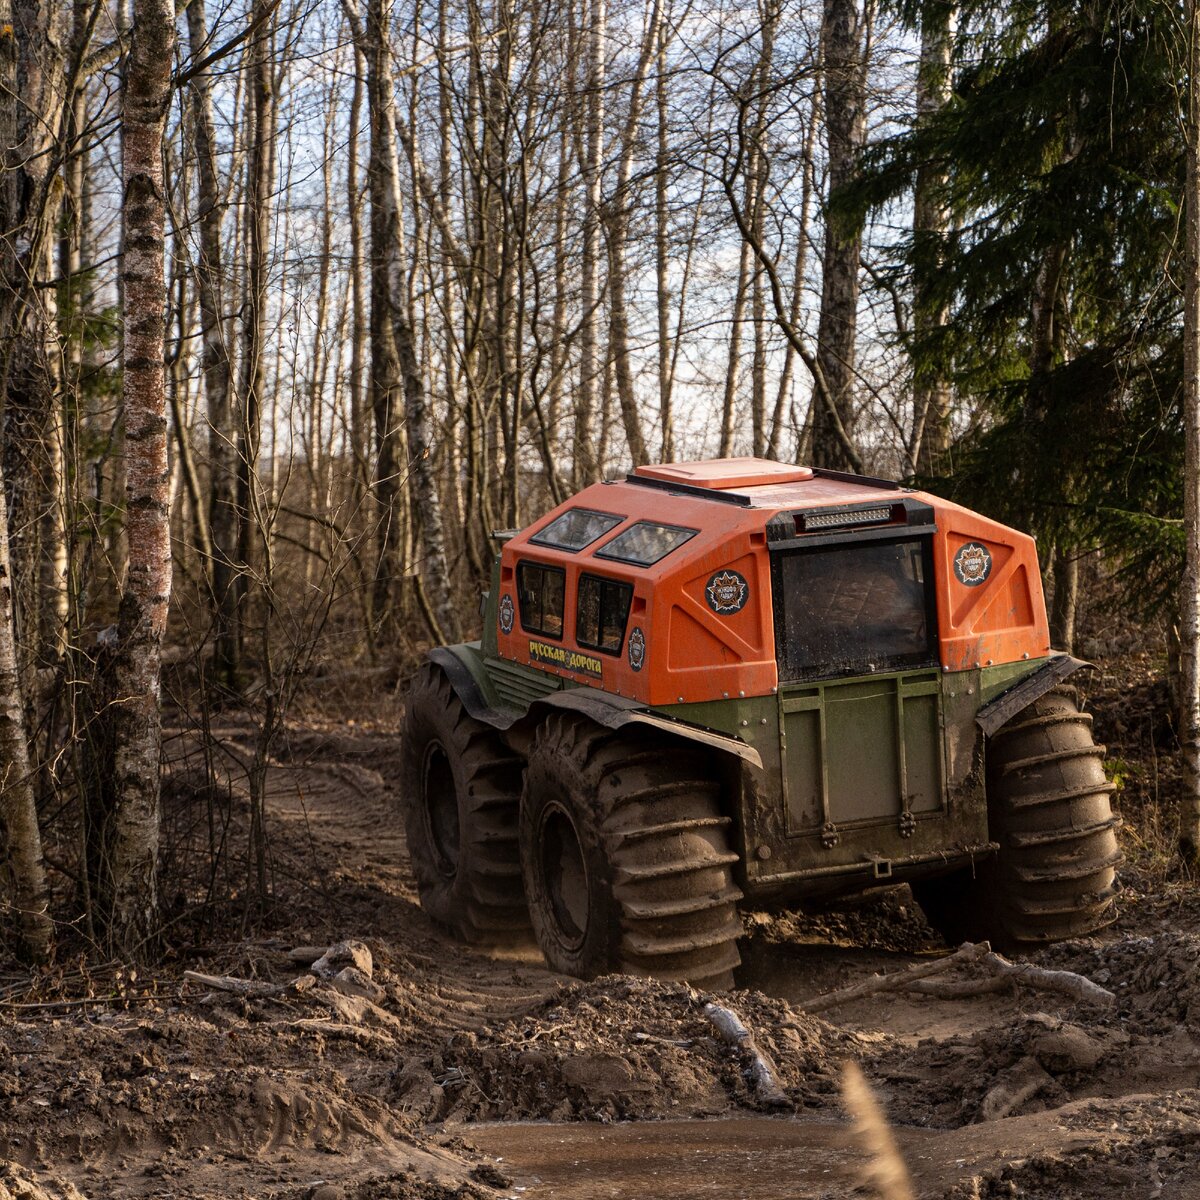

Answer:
[1179,0,1200,860]
[0,456,51,961]
[108,0,176,953]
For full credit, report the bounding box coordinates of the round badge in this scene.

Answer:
[628,627,646,672]
[706,569,749,615]
[954,542,992,588]
[498,593,515,633]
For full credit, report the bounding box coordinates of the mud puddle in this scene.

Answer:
[467,1117,871,1199]
[469,1104,1200,1200]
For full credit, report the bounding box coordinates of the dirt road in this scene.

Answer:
[4,719,1200,1198]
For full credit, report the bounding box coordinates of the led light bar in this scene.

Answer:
[804,506,892,531]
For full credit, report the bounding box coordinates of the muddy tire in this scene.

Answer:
[915,687,1121,948]
[398,664,529,942]
[519,714,743,989]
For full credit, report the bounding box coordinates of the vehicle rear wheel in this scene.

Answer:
[398,664,529,942]
[519,714,743,989]
[914,687,1121,949]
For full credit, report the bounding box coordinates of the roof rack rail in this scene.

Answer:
[621,473,755,507]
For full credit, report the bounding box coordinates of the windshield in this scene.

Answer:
[773,538,936,680]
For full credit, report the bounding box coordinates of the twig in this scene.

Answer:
[286,1018,397,1048]
[0,993,173,1010]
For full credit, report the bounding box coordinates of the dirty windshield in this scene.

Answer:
[775,538,934,680]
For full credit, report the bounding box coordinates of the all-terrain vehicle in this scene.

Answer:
[399,458,1120,988]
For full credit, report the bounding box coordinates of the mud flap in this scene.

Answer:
[975,654,1091,738]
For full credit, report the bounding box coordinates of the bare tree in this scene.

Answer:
[0,460,52,962]
[574,0,605,485]
[186,0,240,686]
[1180,0,1200,861]
[813,0,866,470]
[105,0,177,953]
[910,1,955,476]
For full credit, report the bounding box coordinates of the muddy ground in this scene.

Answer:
[4,657,1200,1199]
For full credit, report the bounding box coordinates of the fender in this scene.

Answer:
[975,653,1092,737]
[426,646,762,769]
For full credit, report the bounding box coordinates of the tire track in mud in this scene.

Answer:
[217,727,566,1034]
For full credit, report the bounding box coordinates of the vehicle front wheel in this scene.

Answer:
[519,714,743,989]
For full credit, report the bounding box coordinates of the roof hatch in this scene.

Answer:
[633,457,815,491]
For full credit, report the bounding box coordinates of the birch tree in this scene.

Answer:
[0,457,51,962]
[106,0,176,952]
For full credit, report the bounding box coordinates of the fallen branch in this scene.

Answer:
[704,1002,789,1107]
[800,940,1115,1012]
[900,976,1011,999]
[975,951,1116,1007]
[879,949,1115,1007]
[799,942,990,1014]
[182,970,285,998]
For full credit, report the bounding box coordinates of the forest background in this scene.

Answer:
[0,0,1193,965]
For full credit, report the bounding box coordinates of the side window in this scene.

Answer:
[576,574,634,654]
[517,562,566,638]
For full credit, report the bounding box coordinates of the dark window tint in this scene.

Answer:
[774,538,936,680]
[576,574,634,654]
[517,562,566,638]
[595,521,697,566]
[530,508,623,552]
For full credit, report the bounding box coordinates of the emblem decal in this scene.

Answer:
[498,593,515,634]
[528,639,603,680]
[954,542,993,588]
[706,569,749,615]
[627,627,646,672]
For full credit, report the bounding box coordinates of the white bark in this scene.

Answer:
[108,0,176,953]
[0,455,52,962]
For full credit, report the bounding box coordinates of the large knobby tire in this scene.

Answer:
[398,664,529,942]
[519,714,743,989]
[916,687,1122,948]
